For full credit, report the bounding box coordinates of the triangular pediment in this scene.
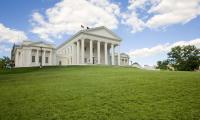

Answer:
[84,26,121,41]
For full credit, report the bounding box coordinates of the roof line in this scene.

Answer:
[56,30,83,49]
[56,26,121,49]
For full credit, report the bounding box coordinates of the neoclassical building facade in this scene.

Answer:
[11,41,56,67]
[56,26,125,65]
[11,26,129,67]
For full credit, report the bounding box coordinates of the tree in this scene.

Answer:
[0,56,11,69]
[0,58,3,69]
[156,60,169,70]
[167,45,200,71]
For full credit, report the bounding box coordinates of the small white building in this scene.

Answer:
[11,26,129,67]
[11,41,56,67]
[119,53,129,66]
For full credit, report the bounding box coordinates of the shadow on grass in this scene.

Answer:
[0,66,68,75]
[0,65,128,75]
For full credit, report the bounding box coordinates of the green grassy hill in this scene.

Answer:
[0,66,200,120]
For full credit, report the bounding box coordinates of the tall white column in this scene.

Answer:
[90,40,93,64]
[104,42,108,65]
[97,41,101,64]
[111,44,114,65]
[81,39,85,64]
[124,58,125,65]
[43,50,46,66]
[118,45,120,66]
[21,51,23,66]
[72,44,75,64]
[36,49,38,65]
[77,41,80,64]
[49,50,52,65]
[15,51,19,67]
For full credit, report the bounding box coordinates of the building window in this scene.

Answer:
[39,56,42,63]
[45,57,48,63]
[32,56,35,63]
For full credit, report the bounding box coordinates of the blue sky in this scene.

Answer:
[0,0,200,66]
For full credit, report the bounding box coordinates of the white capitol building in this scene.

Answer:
[11,26,129,67]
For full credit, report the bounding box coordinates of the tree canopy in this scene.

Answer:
[0,56,12,69]
[157,45,200,71]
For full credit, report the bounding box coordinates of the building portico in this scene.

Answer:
[56,26,122,65]
[73,39,120,65]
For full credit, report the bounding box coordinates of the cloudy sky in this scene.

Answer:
[0,0,200,65]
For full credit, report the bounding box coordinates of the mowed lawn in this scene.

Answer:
[0,66,200,120]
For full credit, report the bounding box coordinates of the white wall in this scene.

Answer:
[15,46,56,67]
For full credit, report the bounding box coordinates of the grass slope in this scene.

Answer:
[0,66,200,120]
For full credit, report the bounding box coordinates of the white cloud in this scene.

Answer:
[128,38,200,58]
[147,0,200,28]
[0,23,28,44]
[30,0,120,41]
[122,12,146,33]
[123,0,200,32]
